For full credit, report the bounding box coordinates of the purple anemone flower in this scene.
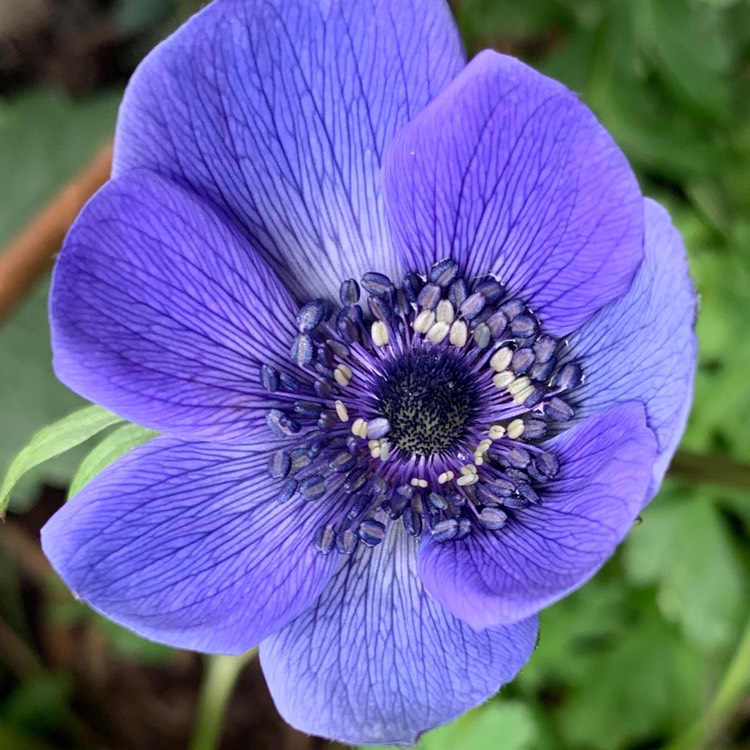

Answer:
[41,0,697,744]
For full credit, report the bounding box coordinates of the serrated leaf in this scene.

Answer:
[68,422,158,498]
[0,406,121,513]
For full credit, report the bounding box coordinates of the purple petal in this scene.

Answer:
[418,402,657,629]
[51,170,298,442]
[114,0,465,300]
[260,525,537,745]
[383,50,643,336]
[41,438,340,654]
[567,198,698,492]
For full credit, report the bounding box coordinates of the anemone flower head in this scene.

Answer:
[41,0,697,744]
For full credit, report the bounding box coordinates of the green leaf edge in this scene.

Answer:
[0,405,121,514]
[68,422,158,499]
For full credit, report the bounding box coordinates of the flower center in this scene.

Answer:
[258,259,584,554]
[376,349,477,456]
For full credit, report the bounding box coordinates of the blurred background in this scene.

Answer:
[1,0,749,748]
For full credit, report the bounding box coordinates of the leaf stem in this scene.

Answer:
[665,616,750,750]
[668,450,750,492]
[188,650,256,750]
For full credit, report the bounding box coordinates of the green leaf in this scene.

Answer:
[0,406,121,513]
[68,422,158,498]
[358,700,537,750]
[625,493,747,651]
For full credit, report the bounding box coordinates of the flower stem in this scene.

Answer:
[668,450,750,492]
[188,650,256,750]
[665,616,750,750]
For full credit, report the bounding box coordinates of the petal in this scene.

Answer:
[383,50,643,336]
[114,0,466,300]
[41,438,341,654]
[566,198,698,491]
[418,402,657,629]
[260,524,537,746]
[51,170,299,443]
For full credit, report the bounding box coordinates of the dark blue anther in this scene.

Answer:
[507,447,531,468]
[502,495,528,509]
[336,529,359,555]
[534,452,559,479]
[533,334,557,363]
[277,478,297,504]
[517,483,541,505]
[475,484,505,506]
[545,397,575,421]
[478,507,508,530]
[555,362,583,390]
[358,519,386,546]
[296,299,327,331]
[328,451,357,472]
[428,492,448,510]
[455,517,472,540]
[290,333,314,366]
[300,474,327,500]
[366,418,390,439]
[361,272,394,296]
[396,484,414,498]
[530,356,557,382]
[475,278,505,303]
[510,313,538,338]
[268,451,291,479]
[371,476,389,495]
[402,507,422,536]
[314,379,332,398]
[417,283,442,310]
[348,493,372,519]
[314,361,335,379]
[511,348,535,375]
[259,364,280,392]
[459,292,486,320]
[501,298,526,319]
[431,518,458,542]
[346,435,359,455]
[266,409,301,437]
[289,448,312,473]
[402,272,424,303]
[294,401,323,418]
[487,311,509,339]
[523,387,546,409]
[473,323,491,348]
[317,412,335,430]
[326,338,351,359]
[339,278,360,306]
[389,491,411,516]
[279,372,301,392]
[315,345,333,367]
[448,278,468,308]
[313,526,336,554]
[368,295,393,321]
[429,259,459,287]
[522,419,548,439]
[344,468,368,494]
[393,287,409,316]
[336,312,360,344]
[492,477,517,496]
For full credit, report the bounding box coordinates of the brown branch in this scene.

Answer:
[668,450,750,492]
[0,140,113,324]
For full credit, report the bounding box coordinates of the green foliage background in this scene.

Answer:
[1,0,749,748]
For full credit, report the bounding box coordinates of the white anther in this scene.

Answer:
[489,424,506,440]
[513,384,536,405]
[508,376,531,396]
[493,371,515,389]
[379,440,390,462]
[427,321,450,343]
[351,418,367,439]
[334,363,353,387]
[370,445,382,459]
[460,464,477,476]
[368,439,379,450]
[334,399,349,422]
[414,309,436,333]
[371,320,390,347]
[436,299,455,324]
[507,419,525,439]
[449,320,468,347]
[490,347,513,372]
[418,478,428,488]
[438,470,455,484]
[478,439,492,452]
[457,473,479,487]
[474,455,485,466]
